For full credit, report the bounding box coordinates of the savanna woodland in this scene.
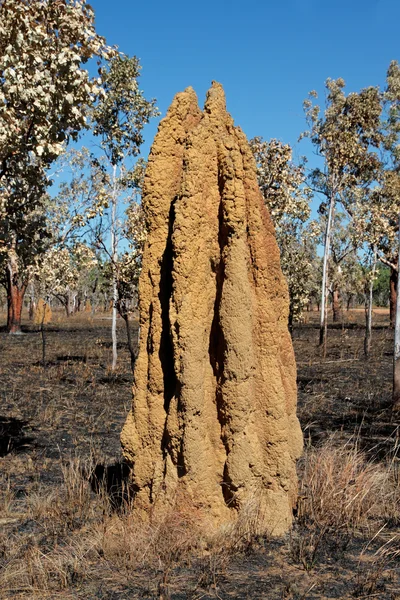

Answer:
[0,1,399,599]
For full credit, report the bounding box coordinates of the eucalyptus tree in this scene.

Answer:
[362,246,378,358]
[353,182,399,324]
[381,61,400,407]
[90,54,158,370]
[348,62,400,398]
[315,211,359,323]
[302,79,382,355]
[250,137,315,331]
[0,0,114,332]
[372,265,390,307]
[114,197,147,369]
[47,144,147,371]
[35,242,98,316]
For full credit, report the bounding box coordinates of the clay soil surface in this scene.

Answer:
[0,309,399,599]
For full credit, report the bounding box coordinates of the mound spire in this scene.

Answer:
[121,83,303,534]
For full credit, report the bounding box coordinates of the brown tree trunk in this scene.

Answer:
[6,262,27,334]
[393,222,400,410]
[364,249,377,359]
[122,313,136,373]
[75,294,81,313]
[394,256,400,410]
[65,291,74,317]
[390,267,397,328]
[346,294,353,311]
[288,304,294,337]
[28,298,35,320]
[332,288,341,323]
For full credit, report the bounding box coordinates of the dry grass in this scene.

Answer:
[298,439,400,533]
[289,436,400,573]
[2,441,399,598]
[1,309,400,598]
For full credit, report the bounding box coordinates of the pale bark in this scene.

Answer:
[111,163,118,371]
[91,277,98,317]
[65,289,74,317]
[40,302,47,368]
[28,283,36,320]
[393,218,400,410]
[364,247,377,358]
[332,288,341,323]
[320,194,335,356]
[75,293,82,313]
[122,313,136,372]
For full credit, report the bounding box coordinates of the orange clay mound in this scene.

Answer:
[121,82,303,535]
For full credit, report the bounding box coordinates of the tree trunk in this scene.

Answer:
[364,247,377,359]
[288,303,294,337]
[28,294,35,320]
[7,283,25,334]
[122,313,136,373]
[91,277,98,317]
[6,257,27,334]
[111,276,118,370]
[320,195,335,356]
[393,220,400,410]
[103,293,109,313]
[65,291,73,318]
[346,294,353,312]
[111,163,118,371]
[390,266,397,329]
[332,288,341,323]
[40,304,47,368]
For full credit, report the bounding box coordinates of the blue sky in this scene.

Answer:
[90,0,400,164]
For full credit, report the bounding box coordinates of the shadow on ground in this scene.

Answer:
[89,461,132,509]
[0,416,35,457]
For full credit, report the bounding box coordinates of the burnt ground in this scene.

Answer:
[0,309,399,599]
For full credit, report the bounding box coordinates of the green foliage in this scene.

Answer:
[302,80,382,199]
[373,264,390,307]
[0,0,113,179]
[383,60,400,160]
[92,55,159,166]
[250,137,315,324]
[0,0,115,293]
[351,61,400,271]
[88,54,158,316]
[38,52,157,314]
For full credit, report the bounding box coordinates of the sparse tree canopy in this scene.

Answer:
[0,0,112,180]
[250,137,315,329]
[90,54,158,369]
[92,55,158,166]
[250,137,311,225]
[302,78,382,352]
[0,0,115,332]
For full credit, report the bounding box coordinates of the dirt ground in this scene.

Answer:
[0,309,399,599]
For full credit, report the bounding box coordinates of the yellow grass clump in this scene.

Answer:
[33,298,52,325]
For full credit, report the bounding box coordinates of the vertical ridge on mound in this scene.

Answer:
[121,82,303,534]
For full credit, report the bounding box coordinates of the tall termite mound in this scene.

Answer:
[121,82,303,534]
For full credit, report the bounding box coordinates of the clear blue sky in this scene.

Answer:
[91,0,400,163]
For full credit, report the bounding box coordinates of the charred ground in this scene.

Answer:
[0,310,399,599]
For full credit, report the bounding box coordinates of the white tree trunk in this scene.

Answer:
[111,163,118,371]
[393,216,400,409]
[364,246,377,358]
[320,195,335,356]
